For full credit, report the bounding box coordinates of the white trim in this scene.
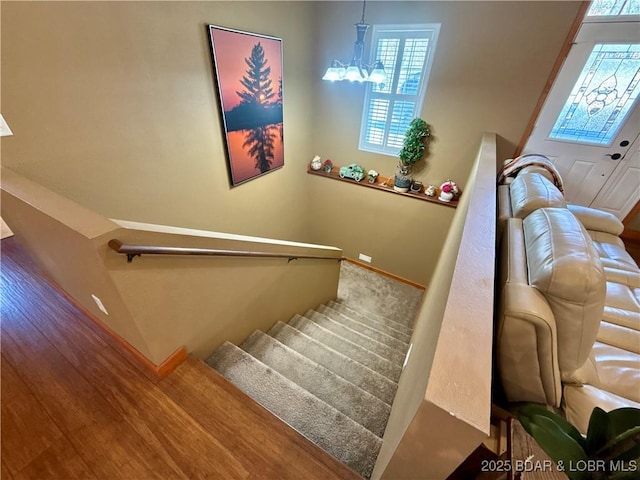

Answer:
[111,219,341,251]
[358,23,440,157]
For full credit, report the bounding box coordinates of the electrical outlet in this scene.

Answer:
[358,253,372,263]
[91,294,109,315]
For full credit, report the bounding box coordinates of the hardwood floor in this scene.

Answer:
[0,237,361,480]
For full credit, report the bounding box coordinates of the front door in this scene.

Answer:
[590,133,640,218]
[523,19,640,217]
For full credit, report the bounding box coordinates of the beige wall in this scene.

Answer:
[1,1,316,243]
[2,167,342,366]
[374,133,497,479]
[308,1,581,284]
[1,1,581,285]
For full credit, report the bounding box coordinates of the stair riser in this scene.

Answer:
[305,311,406,364]
[240,331,391,437]
[317,305,410,351]
[328,301,413,340]
[269,322,398,405]
[207,342,381,479]
[288,315,402,383]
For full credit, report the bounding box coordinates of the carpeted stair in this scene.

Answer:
[205,261,423,479]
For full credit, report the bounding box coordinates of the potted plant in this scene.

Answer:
[394,118,431,192]
[516,403,640,480]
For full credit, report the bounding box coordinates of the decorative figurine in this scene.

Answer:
[439,180,460,202]
[425,184,437,197]
[410,180,423,193]
[323,159,333,173]
[310,155,322,171]
[339,163,366,182]
[368,170,379,184]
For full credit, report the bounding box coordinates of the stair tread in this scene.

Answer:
[268,321,397,405]
[312,307,409,352]
[328,301,413,338]
[304,310,406,363]
[206,342,381,479]
[288,315,401,382]
[240,330,391,437]
[336,262,424,328]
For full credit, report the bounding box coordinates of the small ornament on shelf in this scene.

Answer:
[367,170,379,184]
[410,180,423,193]
[323,159,333,173]
[425,184,437,197]
[439,180,460,202]
[310,155,322,171]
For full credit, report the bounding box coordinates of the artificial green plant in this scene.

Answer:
[394,118,431,192]
[398,117,431,169]
[516,403,640,480]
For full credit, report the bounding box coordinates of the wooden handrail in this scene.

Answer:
[108,239,342,263]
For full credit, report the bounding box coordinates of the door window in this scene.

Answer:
[587,0,640,17]
[548,43,640,145]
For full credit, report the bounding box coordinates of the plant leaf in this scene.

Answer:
[516,403,587,450]
[526,416,590,480]
[606,408,640,441]
[596,426,640,463]
[586,407,610,455]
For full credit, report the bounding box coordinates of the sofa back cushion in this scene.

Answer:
[510,172,566,220]
[523,208,606,375]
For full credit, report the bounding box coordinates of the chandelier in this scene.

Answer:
[321,1,387,84]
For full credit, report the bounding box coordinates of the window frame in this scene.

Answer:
[358,23,440,157]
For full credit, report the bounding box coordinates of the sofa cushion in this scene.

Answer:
[567,204,624,236]
[598,321,640,354]
[510,173,566,220]
[497,218,563,406]
[589,231,640,272]
[571,341,640,403]
[603,305,640,335]
[523,208,606,375]
[518,165,557,184]
[564,384,640,435]
[605,280,640,315]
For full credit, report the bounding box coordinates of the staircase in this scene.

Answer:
[206,261,423,479]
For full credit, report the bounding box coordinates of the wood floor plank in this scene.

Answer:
[11,437,96,480]
[1,236,361,480]
[0,291,183,479]
[0,356,64,475]
[66,344,249,479]
[161,357,362,480]
[0,237,160,384]
[1,459,15,480]
[2,248,249,479]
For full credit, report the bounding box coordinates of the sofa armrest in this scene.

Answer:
[497,283,563,407]
[567,204,624,236]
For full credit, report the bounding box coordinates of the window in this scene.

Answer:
[548,43,640,146]
[587,0,640,17]
[359,24,440,156]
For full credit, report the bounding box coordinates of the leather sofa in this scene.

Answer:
[496,169,640,434]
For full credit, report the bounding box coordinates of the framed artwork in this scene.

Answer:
[207,25,284,187]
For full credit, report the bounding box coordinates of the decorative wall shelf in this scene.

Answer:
[307,167,459,209]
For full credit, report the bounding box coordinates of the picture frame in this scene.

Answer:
[207,25,284,187]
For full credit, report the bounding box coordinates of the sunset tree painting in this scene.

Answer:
[208,26,284,186]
